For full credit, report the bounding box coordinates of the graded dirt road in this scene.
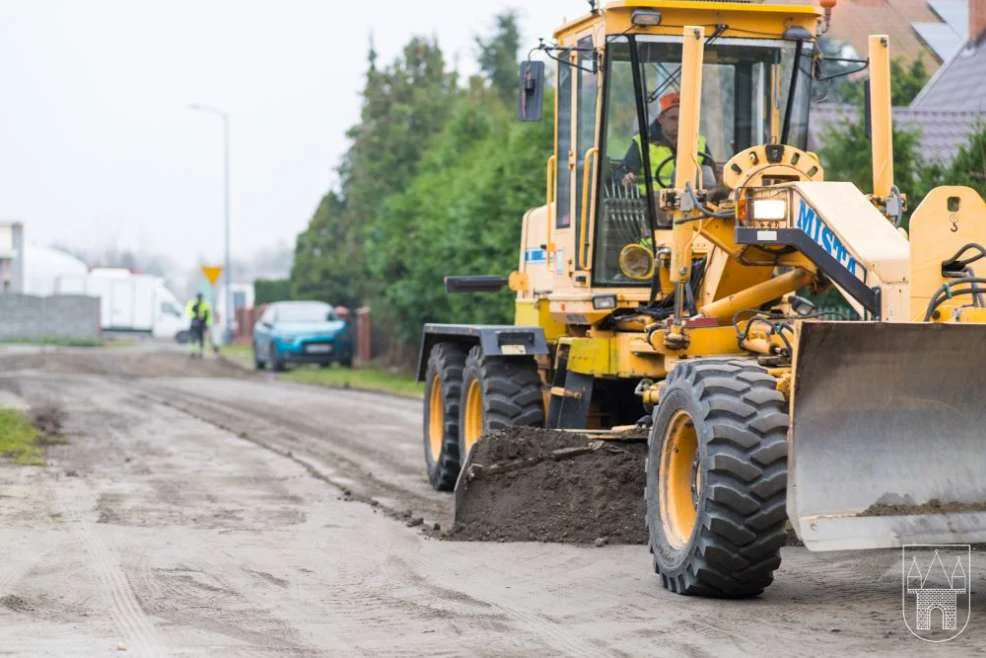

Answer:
[0,346,982,657]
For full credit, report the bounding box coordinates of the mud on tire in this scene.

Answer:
[458,346,545,459]
[423,343,467,491]
[646,358,789,597]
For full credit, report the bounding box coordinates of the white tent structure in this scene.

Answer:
[21,244,88,296]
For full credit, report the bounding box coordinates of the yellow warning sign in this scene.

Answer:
[201,265,223,285]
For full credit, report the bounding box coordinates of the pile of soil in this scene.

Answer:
[30,404,64,437]
[447,428,649,545]
[29,404,67,447]
[861,498,986,517]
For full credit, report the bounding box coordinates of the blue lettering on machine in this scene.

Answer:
[796,201,858,276]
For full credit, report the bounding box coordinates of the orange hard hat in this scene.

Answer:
[659,91,680,113]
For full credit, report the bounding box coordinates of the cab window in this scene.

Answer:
[574,36,599,266]
[555,48,573,229]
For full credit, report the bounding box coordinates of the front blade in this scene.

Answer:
[789,322,986,551]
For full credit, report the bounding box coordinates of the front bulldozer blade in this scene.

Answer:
[789,322,986,551]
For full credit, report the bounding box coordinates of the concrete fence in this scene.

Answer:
[0,293,101,340]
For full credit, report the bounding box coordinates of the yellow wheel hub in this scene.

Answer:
[659,410,700,548]
[463,378,484,454]
[428,374,444,461]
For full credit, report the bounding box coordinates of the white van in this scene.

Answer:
[54,269,188,340]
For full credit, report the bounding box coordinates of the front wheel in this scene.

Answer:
[253,343,266,370]
[646,359,789,598]
[269,344,286,372]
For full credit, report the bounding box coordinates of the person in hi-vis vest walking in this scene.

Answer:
[184,293,215,358]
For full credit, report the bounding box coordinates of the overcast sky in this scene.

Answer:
[0,0,581,274]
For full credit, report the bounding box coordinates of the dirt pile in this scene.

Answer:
[447,428,649,545]
[30,404,64,437]
[861,498,986,516]
[30,404,67,446]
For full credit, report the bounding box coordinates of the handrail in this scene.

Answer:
[579,147,600,270]
[546,155,556,255]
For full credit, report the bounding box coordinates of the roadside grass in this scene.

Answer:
[221,344,424,398]
[0,407,44,465]
[221,344,255,368]
[284,367,424,398]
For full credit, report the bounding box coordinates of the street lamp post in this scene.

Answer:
[188,103,232,344]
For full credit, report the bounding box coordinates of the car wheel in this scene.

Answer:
[253,343,266,370]
[339,354,353,369]
[269,344,286,372]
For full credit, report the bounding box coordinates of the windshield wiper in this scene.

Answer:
[646,23,728,104]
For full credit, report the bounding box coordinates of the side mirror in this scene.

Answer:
[517,60,544,122]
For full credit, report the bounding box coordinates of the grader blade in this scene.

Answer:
[789,321,986,551]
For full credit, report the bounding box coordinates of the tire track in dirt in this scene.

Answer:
[136,386,603,656]
[75,517,165,657]
[138,386,450,530]
[386,555,601,658]
[43,411,169,658]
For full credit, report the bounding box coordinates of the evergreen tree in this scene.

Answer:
[476,11,521,102]
[290,191,360,307]
[945,122,986,198]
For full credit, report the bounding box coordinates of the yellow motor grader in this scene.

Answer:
[417,0,986,597]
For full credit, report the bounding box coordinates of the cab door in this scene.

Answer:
[573,35,600,274]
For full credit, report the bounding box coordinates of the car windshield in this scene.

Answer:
[277,303,334,323]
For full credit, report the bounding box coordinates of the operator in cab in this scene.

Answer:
[620,91,717,193]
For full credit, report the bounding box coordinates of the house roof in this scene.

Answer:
[809,102,984,162]
[911,38,986,111]
[914,0,968,60]
[773,0,952,69]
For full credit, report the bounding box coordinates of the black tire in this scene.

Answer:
[269,344,286,372]
[458,346,544,461]
[339,354,353,369]
[646,358,788,598]
[253,343,266,370]
[423,343,467,491]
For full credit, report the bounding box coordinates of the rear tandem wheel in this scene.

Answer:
[646,358,789,597]
[423,343,467,491]
[459,346,545,460]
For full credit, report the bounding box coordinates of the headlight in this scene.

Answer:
[618,243,656,281]
[592,294,617,310]
[750,198,788,221]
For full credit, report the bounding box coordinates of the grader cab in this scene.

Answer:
[418,0,986,597]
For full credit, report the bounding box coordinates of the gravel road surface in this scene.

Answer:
[0,346,982,657]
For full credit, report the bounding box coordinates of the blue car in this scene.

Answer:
[252,300,353,371]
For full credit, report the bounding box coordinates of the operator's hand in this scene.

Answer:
[622,172,637,187]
